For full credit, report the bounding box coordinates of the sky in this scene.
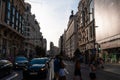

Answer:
[25,0,80,50]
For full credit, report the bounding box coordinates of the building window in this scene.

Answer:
[89,0,94,21]
[27,28,30,32]
[27,33,30,36]
[16,20,18,26]
[5,0,11,25]
[11,6,15,28]
[12,16,14,23]
[12,7,15,15]
[21,18,25,34]
[26,6,31,12]
[12,24,14,28]
[89,25,93,38]
[7,12,10,20]
[8,2,10,10]
[15,11,19,27]
[0,0,1,7]
[6,20,10,25]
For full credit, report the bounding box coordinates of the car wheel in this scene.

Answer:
[9,69,12,74]
[7,69,13,74]
[23,71,28,79]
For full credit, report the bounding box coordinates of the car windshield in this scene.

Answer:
[16,57,27,61]
[30,59,46,65]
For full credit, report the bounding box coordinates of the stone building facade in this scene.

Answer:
[0,0,26,60]
[95,0,120,63]
[77,0,120,63]
[0,1,46,60]
[59,33,66,56]
[77,0,95,63]
[24,3,45,58]
[50,42,59,57]
[65,11,78,58]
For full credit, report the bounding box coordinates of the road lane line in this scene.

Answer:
[6,73,18,80]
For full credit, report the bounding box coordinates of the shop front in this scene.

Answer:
[100,39,120,63]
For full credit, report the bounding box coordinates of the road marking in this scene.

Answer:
[6,73,18,80]
[64,61,68,66]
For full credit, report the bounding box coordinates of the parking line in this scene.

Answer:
[6,73,18,80]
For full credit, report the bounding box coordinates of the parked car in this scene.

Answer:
[43,57,51,63]
[0,59,13,78]
[43,57,51,68]
[14,56,28,69]
[23,58,48,80]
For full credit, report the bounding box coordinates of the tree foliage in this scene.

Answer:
[35,46,46,57]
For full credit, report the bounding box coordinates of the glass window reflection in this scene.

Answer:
[90,0,94,21]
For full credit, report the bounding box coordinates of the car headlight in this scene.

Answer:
[23,68,27,71]
[15,63,18,65]
[41,68,46,71]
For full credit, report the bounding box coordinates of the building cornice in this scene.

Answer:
[1,22,25,39]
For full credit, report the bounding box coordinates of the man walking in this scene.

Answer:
[54,55,60,80]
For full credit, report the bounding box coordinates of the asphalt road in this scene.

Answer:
[64,61,120,80]
[1,60,120,80]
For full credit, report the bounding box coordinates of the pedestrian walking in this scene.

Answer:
[99,58,104,69]
[73,60,82,80]
[89,60,96,80]
[58,58,66,80]
[54,55,60,80]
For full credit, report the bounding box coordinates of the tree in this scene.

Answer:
[35,46,46,57]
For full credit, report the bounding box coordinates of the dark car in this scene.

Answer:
[44,57,51,62]
[23,58,48,80]
[43,57,51,68]
[14,56,28,69]
[0,59,13,78]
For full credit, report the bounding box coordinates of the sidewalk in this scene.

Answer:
[80,63,120,80]
[103,63,120,75]
[81,63,120,75]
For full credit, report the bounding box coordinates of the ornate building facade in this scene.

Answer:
[95,0,120,63]
[24,3,46,58]
[77,0,120,63]
[77,0,95,63]
[0,0,47,60]
[0,0,26,60]
[65,11,79,58]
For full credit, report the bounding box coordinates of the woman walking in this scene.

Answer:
[73,60,82,80]
[58,59,66,80]
[89,60,96,80]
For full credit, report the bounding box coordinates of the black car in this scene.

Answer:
[23,58,48,80]
[0,59,13,78]
[14,56,28,69]
[43,57,51,68]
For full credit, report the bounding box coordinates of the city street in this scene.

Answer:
[0,70,22,80]
[0,59,54,80]
[0,60,120,80]
[1,69,49,80]
[65,61,120,80]
[0,0,120,80]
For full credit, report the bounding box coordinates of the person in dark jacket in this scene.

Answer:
[73,60,82,80]
[54,55,60,80]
